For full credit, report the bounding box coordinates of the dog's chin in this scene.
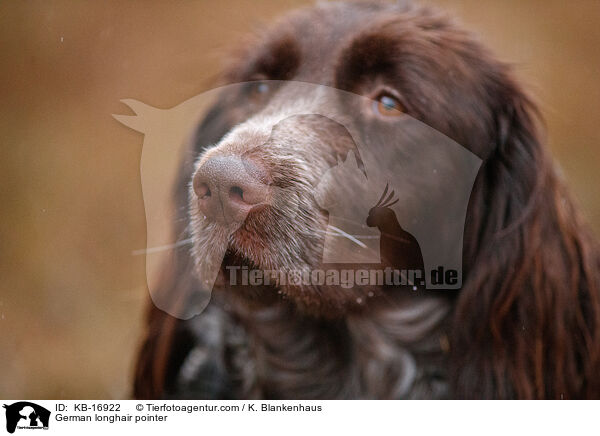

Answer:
[194,211,373,316]
[217,249,375,318]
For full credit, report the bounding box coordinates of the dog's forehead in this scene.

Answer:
[260,2,405,78]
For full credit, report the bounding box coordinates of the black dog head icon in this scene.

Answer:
[3,402,50,434]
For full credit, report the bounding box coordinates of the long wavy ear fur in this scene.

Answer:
[452,68,600,399]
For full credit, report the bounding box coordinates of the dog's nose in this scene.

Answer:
[192,156,270,223]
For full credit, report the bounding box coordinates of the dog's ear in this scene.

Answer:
[134,98,234,399]
[451,70,600,399]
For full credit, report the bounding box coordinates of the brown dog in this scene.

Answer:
[134,1,600,399]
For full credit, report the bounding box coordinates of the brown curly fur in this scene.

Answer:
[134,1,600,399]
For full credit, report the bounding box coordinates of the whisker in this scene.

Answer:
[323,225,368,248]
[326,214,371,228]
[131,238,194,256]
[314,228,378,240]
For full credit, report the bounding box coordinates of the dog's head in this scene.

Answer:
[138,0,600,400]
[186,1,519,313]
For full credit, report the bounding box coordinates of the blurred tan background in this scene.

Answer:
[1,0,599,399]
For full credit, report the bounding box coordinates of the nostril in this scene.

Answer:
[229,186,244,203]
[193,156,271,223]
[194,182,211,199]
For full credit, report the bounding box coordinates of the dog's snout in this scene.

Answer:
[192,156,270,223]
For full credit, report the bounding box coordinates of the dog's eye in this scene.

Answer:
[248,82,271,98]
[373,93,404,117]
